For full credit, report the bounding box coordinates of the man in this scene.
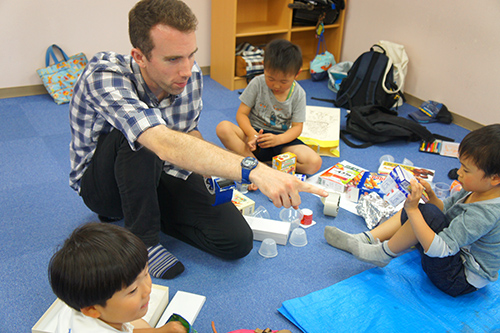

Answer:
[69,0,327,279]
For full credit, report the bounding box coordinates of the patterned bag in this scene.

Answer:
[36,45,88,104]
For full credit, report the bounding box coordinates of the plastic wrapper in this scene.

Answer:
[356,192,396,229]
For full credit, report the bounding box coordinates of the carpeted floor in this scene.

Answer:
[0,75,470,333]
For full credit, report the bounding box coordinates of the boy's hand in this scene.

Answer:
[157,320,188,332]
[404,179,424,212]
[257,132,281,148]
[248,129,263,151]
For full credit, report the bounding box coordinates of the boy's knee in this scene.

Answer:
[215,121,232,138]
[301,154,323,175]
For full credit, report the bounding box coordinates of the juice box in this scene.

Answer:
[272,152,297,175]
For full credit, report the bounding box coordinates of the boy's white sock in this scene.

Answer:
[324,226,374,253]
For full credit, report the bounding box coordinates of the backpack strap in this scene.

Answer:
[366,54,388,105]
[340,130,375,148]
[335,51,372,108]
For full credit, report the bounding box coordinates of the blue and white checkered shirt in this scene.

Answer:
[69,52,203,192]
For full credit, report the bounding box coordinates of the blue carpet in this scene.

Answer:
[279,250,500,332]
[0,76,472,333]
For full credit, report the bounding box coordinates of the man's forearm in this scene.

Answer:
[138,125,243,180]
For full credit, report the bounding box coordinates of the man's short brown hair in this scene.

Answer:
[129,0,198,59]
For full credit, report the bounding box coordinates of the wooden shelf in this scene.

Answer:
[211,0,346,90]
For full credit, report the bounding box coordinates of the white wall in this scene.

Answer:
[341,0,500,126]
[1,0,498,125]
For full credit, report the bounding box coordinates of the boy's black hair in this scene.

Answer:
[459,124,500,178]
[48,223,148,311]
[264,39,302,76]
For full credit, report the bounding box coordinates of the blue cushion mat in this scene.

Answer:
[279,250,500,332]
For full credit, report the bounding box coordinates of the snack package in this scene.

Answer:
[378,161,435,183]
[346,172,386,203]
[318,160,365,193]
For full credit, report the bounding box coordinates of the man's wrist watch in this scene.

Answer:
[241,157,258,184]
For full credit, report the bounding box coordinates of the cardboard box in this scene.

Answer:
[346,172,386,203]
[232,190,255,215]
[33,285,169,333]
[380,165,429,207]
[244,216,291,245]
[378,161,435,183]
[272,152,296,174]
[318,160,365,193]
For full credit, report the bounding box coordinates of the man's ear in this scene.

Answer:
[80,305,101,318]
[131,48,147,68]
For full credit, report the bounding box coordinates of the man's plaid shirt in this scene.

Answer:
[69,52,203,192]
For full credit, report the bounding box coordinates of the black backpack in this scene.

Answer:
[335,45,404,110]
[340,105,451,148]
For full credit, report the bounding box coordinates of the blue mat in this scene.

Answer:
[279,250,500,332]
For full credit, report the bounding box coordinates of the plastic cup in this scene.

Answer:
[235,181,248,194]
[379,154,395,164]
[258,238,278,258]
[402,158,414,166]
[251,206,270,219]
[280,207,303,230]
[434,182,451,199]
[289,228,308,247]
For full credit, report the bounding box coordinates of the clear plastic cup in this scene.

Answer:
[280,207,303,230]
[289,228,308,247]
[379,154,395,165]
[402,158,414,166]
[251,206,270,219]
[258,238,278,258]
[235,181,248,194]
[433,182,450,200]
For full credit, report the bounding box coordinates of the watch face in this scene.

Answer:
[242,157,257,168]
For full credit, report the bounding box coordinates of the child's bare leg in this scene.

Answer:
[216,121,254,156]
[283,144,322,175]
[369,210,404,242]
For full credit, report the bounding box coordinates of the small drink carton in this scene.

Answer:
[272,152,297,175]
[232,190,255,215]
[380,165,429,207]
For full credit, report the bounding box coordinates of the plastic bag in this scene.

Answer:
[327,61,353,92]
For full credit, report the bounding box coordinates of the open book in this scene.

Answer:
[32,285,206,333]
[298,106,341,157]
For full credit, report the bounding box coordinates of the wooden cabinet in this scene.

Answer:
[210,0,346,90]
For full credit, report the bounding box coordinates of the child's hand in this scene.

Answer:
[404,179,424,212]
[247,129,263,151]
[257,132,281,148]
[157,320,188,333]
[416,176,433,195]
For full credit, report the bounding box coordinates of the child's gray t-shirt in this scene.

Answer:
[239,75,306,133]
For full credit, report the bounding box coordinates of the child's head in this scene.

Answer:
[49,223,150,327]
[459,124,500,178]
[264,39,302,77]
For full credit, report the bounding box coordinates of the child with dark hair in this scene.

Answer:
[48,222,186,332]
[216,39,322,179]
[325,124,500,297]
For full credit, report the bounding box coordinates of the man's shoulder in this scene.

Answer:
[87,51,134,74]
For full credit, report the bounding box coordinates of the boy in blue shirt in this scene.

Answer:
[217,39,322,179]
[325,124,500,297]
